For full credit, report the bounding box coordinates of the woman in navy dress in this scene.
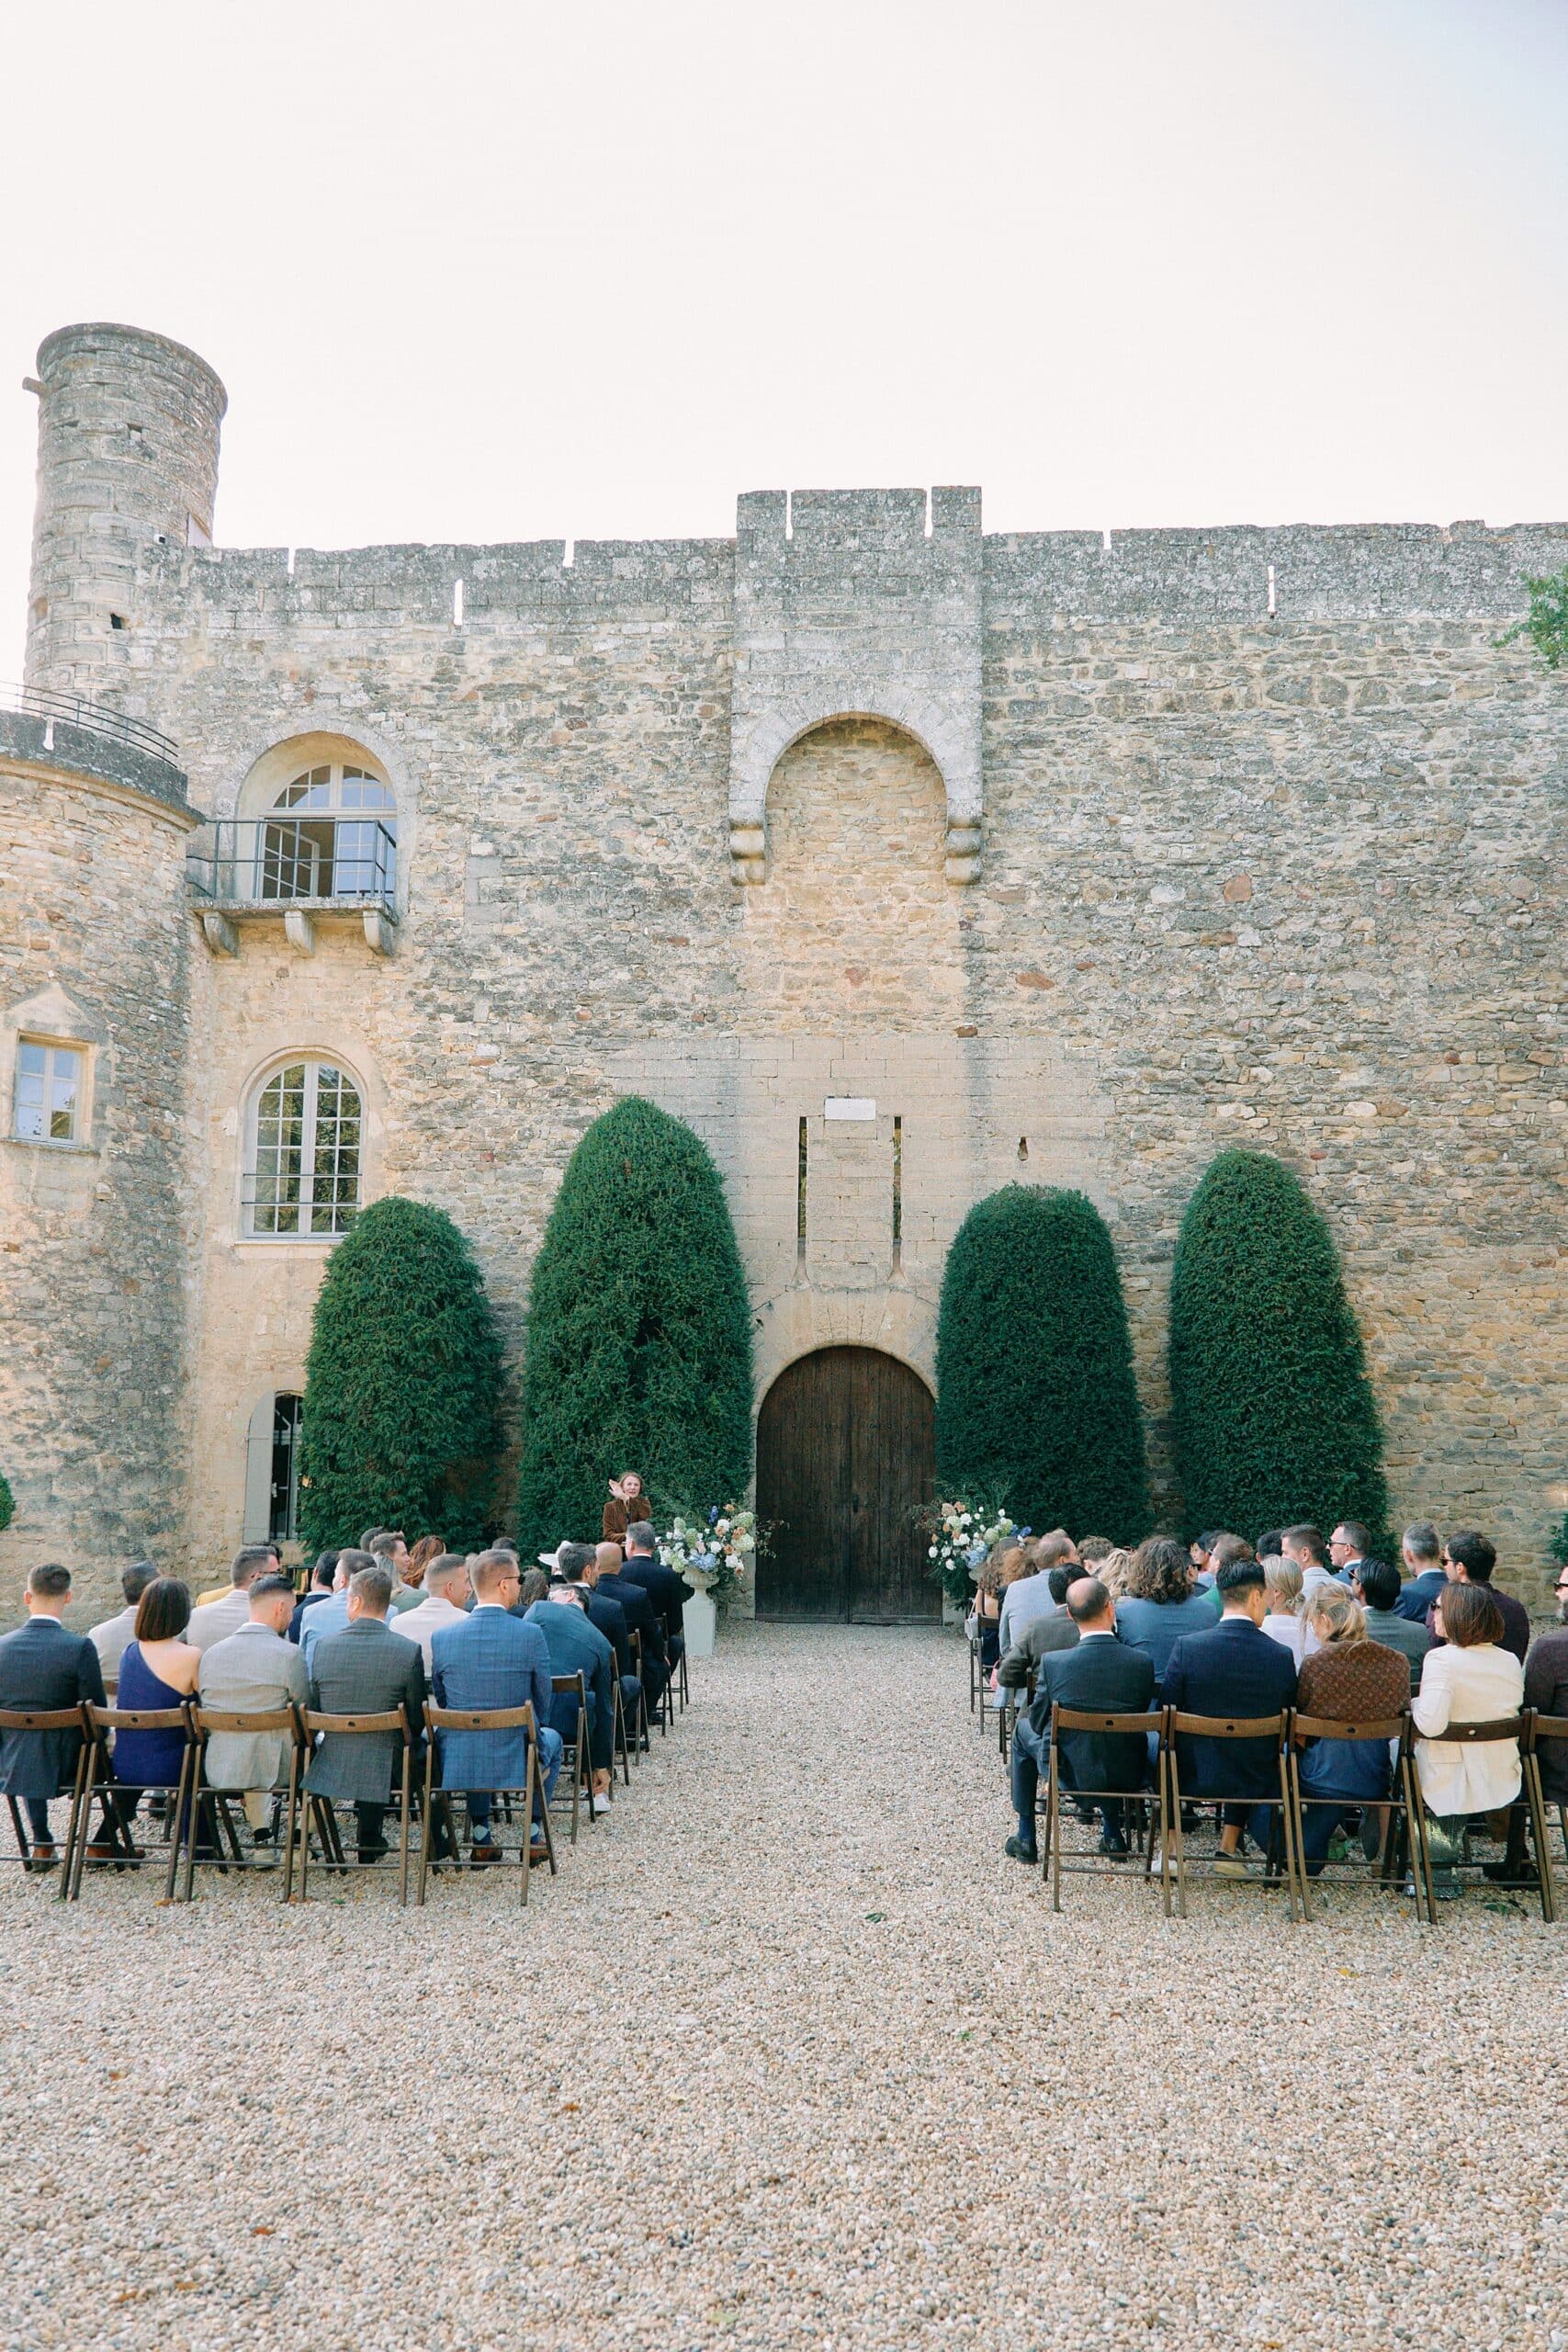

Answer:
[114,1577,199,1795]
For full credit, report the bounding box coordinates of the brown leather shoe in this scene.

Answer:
[26,1841,58,1874]
[469,1840,504,1864]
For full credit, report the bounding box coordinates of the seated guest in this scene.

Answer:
[995,1564,1083,1694]
[1411,1581,1524,1900]
[111,1577,202,1849]
[88,1561,157,1697]
[289,1553,339,1644]
[1432,1531,1529,1665]
[1393,1521,1447,1623]
[1161,1555,1299,1880]
[1328,1521,1375,1587]
[307,1566,428,1864]
[390,1554,472,1673]
[299,1549,376,1670]
[965,1548,1005,1675]
[1292,1583,1411,1876]
[1201,1535,1253,1618]
[1093,1547,1133,1602]
[0,1564,107,1871]
[197,1573,308,1838]
[1006,1578,1156,1863]
[1076,1537,1114,1566]
[525,1573,615,1804]
[998,1532,1080,1655]
[187,1547,278,1655]
[557,1544,642,1745]
[368,1531,423,1615]
[594,1541,671,1718]
[405,1534,446,1592]
[193,1544,280,1611]
[1280,1524,1333,1598]
[1189,1532,1220,1577]
[1489,1562,1568,1886]
[1115,1538,1222,1679]
[1351,1556,1432,1690]
[621,1522,689,1671]
[431,1550,562,1861]
[1256,1531,1284,1560]
[1260,1556,1311,1668]
[602,1469,648,1550]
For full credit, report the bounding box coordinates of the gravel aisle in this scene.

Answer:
[2,1623,1563,2352]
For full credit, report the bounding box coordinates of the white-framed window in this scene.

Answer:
[261,762,397,902]
[243,1059,362,1238]
[13,1036,85,1145]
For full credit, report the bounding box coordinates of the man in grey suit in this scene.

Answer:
[994,1564,1083,1694]
[306,1565,426,1862]
[88,1561,157,1697]
[0,1563,107,1870]
[197,1573,308,1838]
[187,1546,277,1656]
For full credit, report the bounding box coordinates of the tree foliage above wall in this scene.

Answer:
[935,1184,1152,1544]
[1168,1149,1387,1543]
[516,1096,753,1556]
[1496,565,1568,671]
[299,1196,503,1552]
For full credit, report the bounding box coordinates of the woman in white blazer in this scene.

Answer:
[1410,1581,1524,1898]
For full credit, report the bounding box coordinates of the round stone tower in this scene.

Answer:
[24,322,226,694]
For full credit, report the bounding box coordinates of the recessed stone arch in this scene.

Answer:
[729,692,982,885]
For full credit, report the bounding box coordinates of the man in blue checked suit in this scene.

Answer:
[431,1550,562,1862]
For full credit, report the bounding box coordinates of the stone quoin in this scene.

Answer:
[1,321,1563,1609]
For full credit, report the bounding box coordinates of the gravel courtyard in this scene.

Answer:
[2,1621,1563,2352]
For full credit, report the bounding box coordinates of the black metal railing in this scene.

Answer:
[186,816,398,910]
[0,682,179,763]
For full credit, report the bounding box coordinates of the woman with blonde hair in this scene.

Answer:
[1094,1547,1133,1601]
[1292,1581,1411,1876]
[1260,1555,1313,1668]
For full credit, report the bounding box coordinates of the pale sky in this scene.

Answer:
[4,1,1567,684]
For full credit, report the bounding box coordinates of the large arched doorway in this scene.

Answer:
[754,1347,938,1623]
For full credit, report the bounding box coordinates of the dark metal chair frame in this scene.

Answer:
[548,1671,592,1840]
[0,1704,96,1896]
[1285,1709,1427,1926]
[416,1700,557,1905]
[1167,1709,1303,1920]
[1522,1709,1568,1924]
[298,1707,414,1905]
[182,1704,304,1903]
[1410,1713,1552,1922]
[71,1702,197,1903]
[1043,1702,1172,1916]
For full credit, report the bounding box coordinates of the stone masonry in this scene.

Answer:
[1,322,1563,1611]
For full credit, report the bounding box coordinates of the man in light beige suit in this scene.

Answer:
[188,1547,278,1655]
[197,1574,308,1837]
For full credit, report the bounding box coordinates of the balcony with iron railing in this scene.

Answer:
[186,814,399,958]
[0,681,188,808]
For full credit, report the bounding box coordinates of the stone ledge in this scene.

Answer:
[0,707,189,811]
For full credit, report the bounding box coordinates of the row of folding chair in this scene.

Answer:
[1021,1702,1566,1927]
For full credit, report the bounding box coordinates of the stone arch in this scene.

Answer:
[215,720,421,916]
[729,695,981,884]
[229,1035,385,1245]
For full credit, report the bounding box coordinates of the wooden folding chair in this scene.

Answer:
[1522,1709,1568,1924]
[548,1672,590,1841]
[1286,1711,1427,1925]
[0,1705,96,1896]
[184,1705,303,1902]
[1410,1714,1551,1920]
[1167,1710,1302,1919]
[610,1673,635,1784]
[71,1703,197,1903]
[633,1631,671,1739]
[416,1700,555,1905]
[298,1709,413,1905]
[1043,1703,1172,1916]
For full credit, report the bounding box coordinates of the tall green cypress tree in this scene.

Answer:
[935,1185,1152,1542]
[0,1471,13,1535]
[1168,1148,1387,1541]
[298,1196,503,1551]
[516,1096,753,1556]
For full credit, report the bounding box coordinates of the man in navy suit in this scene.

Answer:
[431,1550,561,1861]
[593,1542,670,1719]
[525,1576,615,1803]
[1161,1555,1298,1880]
[1393,1521,1447,1623]
[0,1563,106,1871]
[620,1521,688,1671]
[1006,1577,1156,1864]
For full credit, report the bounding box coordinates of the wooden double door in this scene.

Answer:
[755,1346,938,1623]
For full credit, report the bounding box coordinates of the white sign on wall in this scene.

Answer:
[823,1097,876,1120]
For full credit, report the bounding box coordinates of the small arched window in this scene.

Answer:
[261,761,397,903]
[244,1059,362,1238]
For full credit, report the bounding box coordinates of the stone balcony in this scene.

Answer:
[185,814,399,956]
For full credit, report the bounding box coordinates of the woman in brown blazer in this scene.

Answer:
[602,1471,647,1547]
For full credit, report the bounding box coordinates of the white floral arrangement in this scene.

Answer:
[660,1505,757,1607]
[923,1499,1022,1606]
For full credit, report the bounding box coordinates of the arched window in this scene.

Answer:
[244,1059,362,1238]
[260,760,397,903]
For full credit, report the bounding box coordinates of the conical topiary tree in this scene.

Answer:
[1168,1148,1387,1543]
[298,1196,503,1552]
[516,1096,753,1558]
[0,1472,13,1534]
[935,1184,1152,1543]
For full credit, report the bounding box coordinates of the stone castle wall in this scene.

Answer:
[4,328,1563,1610]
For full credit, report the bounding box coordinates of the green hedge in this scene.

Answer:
[516,1096,753,1556]
[935,1185,1152,1543]
[0,1472,12,1535]
[299,1196,503,1551]
[1168,1149,1387,1543]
